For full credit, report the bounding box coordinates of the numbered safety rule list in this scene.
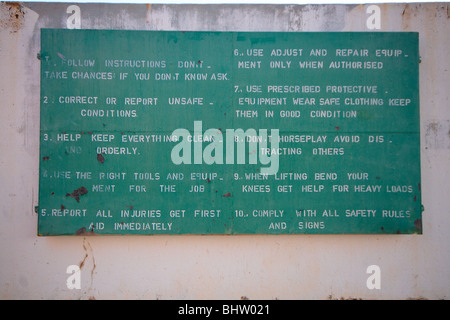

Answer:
[38,29,422,235]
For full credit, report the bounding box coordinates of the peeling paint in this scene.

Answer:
[75,227,95,236]
[96,153,105,164]
[414,219,422,232]
[66,186,88,202]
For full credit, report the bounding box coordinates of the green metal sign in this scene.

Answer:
[38,29,422,235]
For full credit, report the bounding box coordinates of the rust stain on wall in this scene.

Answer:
[146,4,152,23]
[0,2,25,33]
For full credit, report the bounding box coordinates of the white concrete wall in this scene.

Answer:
[0,2,449,299]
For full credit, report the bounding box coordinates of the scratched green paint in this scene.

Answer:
[38,29,422,235]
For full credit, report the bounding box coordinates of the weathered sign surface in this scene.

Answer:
[38,29,422,235]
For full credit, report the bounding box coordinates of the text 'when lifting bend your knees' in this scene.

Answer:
[171,121,279,175]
